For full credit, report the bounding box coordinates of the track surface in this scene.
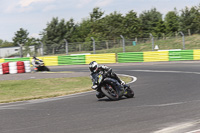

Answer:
[1,61,200,133]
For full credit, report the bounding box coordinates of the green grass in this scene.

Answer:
[0,76,131,103]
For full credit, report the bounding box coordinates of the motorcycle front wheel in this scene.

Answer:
[124,86,134,98]
[101,84,119,101]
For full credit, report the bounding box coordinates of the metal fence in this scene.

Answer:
[26,33,200,57]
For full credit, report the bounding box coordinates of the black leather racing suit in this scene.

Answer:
[90,65,123,98]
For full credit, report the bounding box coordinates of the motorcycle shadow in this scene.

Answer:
[97,97,128,102]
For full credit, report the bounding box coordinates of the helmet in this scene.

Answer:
[89,61,98,72]
[33,56,36,59]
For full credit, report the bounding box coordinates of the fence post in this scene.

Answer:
[150,33,154,51]
[39,41,44,56]
[91,37,95,54]
[64,39,68,55]
[179,32,185,50]
[17,42,23,57]
[120,35,125,53]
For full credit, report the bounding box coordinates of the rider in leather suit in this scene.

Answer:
[89,61,125,98]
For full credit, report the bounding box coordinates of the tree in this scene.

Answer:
[42,17,77,54]
[122,10,141,38]
[139,8,163,37]
[76,18,91,42]
[155,19,166,37]
[90,7,104,22]
[164,9,179,35]
[101,11,124,40]
[0,40,14,47]
[192,4,200,33]
[179,6,199,35]
[12,28,29,46]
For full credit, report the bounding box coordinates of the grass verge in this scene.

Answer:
[0,76,132,103]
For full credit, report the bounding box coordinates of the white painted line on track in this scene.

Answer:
[154,122,194,133]
[118,74,137,84]
[186,129,200,133]
[130,70,200,75]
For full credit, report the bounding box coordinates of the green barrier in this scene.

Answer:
[58,55,86,65]
[169,50,193,61]
[117,52,143,63]
[4,57,30,62]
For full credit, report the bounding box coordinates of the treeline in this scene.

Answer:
[1,4,200,49]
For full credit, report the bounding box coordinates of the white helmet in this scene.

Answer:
[89,61,98,72]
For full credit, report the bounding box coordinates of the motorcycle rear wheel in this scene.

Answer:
[101,84,119,101]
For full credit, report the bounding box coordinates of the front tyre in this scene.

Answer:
[124,86,134,98]
[101,84,119,101]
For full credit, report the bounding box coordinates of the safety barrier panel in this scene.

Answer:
[37,56,58,66]
[169,50,193,61]
[85,53,116,64]
[5,57,30,62]
[193,49,200,60]
[117,52,143,63]
[58,55,85,65]
[143,51,169,62]
[0,59,4,63]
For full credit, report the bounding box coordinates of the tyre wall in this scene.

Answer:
[0,61,31,75]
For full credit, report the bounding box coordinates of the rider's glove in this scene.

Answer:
[103,72,110,77]
[92,85,98,90]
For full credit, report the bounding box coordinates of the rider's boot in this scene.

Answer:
[96,91,105,99]
[123,84,130,95]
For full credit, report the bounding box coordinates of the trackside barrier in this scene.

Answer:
[38,56,58,66]
[58,55,85,65]
[169,50,193,61]
[117,52,143,63]
[143,51,169,62]
[0,50,199,68]
[0,63,2,74]
[118,50,196,63]
[5,57,30,62]
[191,49,200,60]
[85,53,116,64]
[0,61,31,75]
[0,59,4,63]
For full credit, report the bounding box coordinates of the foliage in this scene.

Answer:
[12,28,29,46]
[139,8,163,37]
[164,9,179,35]
[0,40,14,47]
[179,5,200,35]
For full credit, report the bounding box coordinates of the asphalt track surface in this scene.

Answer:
[1,61,200,133]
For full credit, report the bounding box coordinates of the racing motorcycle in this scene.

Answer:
[93,72,134,100]
[34,60,50,72]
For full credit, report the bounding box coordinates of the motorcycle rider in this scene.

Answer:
[32,56,42,71]
[89,61,125,98]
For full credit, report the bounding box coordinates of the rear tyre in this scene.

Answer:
[44,66,50,71]
[101,84,119,101]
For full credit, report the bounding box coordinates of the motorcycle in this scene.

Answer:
[93,72,134,100]
[34,60,50,72]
